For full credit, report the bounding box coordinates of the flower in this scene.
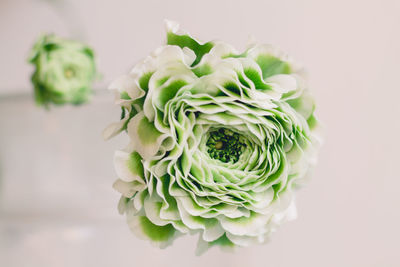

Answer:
[105,21,321,254]
[28,34,97,106]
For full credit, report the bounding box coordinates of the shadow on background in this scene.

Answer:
[39,0,86,39]
[0,0,86,39]
[0,152,3,208]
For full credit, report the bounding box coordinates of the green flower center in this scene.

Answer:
[206,128,246,163]
[64,67,75,79]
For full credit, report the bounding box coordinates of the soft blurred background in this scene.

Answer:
[1,0,399,266]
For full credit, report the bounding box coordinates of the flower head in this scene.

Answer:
[28,34,97,106]
[105,21,321,254]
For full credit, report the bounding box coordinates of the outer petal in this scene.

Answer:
[114,150,145,183]
[127,112,168,160]
[126,206,178,248]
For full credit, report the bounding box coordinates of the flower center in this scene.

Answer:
[64,68,75,79]
[206,128,246,163]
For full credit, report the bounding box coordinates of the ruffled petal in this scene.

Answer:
[106,21,321,254]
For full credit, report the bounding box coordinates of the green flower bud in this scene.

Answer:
[28,34,97,106]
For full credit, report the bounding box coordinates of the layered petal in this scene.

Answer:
[106,21,321,253]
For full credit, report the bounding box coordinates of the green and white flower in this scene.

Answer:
[28,34,97,106]
[105,21,321,254]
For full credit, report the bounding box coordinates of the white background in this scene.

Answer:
[0,0,399,266]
